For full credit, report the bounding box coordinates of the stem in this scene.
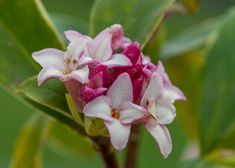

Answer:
[92,137,119,168]
[124,125,141,168]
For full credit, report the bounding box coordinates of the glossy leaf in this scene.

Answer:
[10,115,48,168]
[18,77,70,118]
[200,8,235,155]
[47,120,94,158]
[90,0,175,48]
[0,23,36,90]
[0,0,64,54]
[161,19,219,60]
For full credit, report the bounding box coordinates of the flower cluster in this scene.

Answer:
[32,24,185,158]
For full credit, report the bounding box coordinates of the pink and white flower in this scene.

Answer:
[32,24,186,157]
[141,72,185,158]
[32,37,91,86]
[65,24,132,68]
[83,73,146,151]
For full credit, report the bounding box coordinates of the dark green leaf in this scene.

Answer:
[200,8,235,155]
[0,23,37,90]
[18,77,70,118]
[17,77,86,134]
[0,0,64,54]
[90,0,175,48]
[10,115,48,168]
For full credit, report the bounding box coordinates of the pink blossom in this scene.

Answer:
[83,73,146,151]
[140,72,185,158]
[32,37,91,86]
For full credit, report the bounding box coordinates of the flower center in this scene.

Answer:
[111,109,120,119]
[147,99,157,119]
[64,58,78,74]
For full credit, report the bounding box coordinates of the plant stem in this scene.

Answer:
[92,137,119,168]
[124,125,141,168]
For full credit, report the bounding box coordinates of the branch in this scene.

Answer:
[92,137,119,168]
[124,125,141,168]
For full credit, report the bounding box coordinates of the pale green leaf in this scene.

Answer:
[10,115,48,168]
[90,0,175,48]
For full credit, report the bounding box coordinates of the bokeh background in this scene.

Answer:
[0,0,235,167]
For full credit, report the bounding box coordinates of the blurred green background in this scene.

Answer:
[0,0,235,167]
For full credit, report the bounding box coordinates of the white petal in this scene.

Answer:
[120,102,146,124]
[107,73,133,109]
[32,48,64,70]
[78,55,93,65]
[37,67,64,86]
[103,54,132,67]
[89,29,112,61]
[155,102,176,125]
[145,120,172,158]
[65,39,88,60]
[141,73,163,107]
[163,85,186,102]
[64,30,83,42]
[105,120,131,151]
[83,96,113,121]
[69,65,89,84]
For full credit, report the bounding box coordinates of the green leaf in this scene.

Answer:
[0,0,64,54]
[200,8,235,155]
[90,0,175,48]
[47,120,94,158]
[84,117,108,137]
[0,23,37,90]
[18,77,86,134]
[18,77,71,118]
[10,115,48,168]
[181,0,200,14]
[161,19,219,60]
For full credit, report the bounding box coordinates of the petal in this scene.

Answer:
[89,29,112,61]
[145,120,172,158]
[110,24,124,50]
[107,73,133,109]
[37,67,64,86]
[69,65,89,84]
[163,85,186,102]
[65,38,88,61]
[79,85,107,104]
[156,61,171,85]
[156,102,176,125]
[78,55,93,65]
[104,119,131,151]
[32,48,64,70]
[141,73,163,107]
[122,42,141,65]
[83,96,112,121]
[103,54,132,67]
[120,101,146,124]
[64,30,84,42]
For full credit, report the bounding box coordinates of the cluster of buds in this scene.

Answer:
[32,24,185,158]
